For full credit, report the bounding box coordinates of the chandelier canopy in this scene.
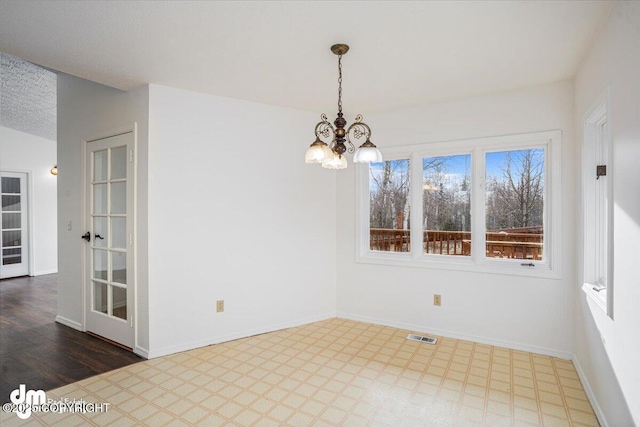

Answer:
[304,44,382,170]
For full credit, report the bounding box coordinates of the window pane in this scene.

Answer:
[369,159,410,252]
[2,248,21,265]
[112,286,127,320]
[93,184,107,214]
[112,251,127,284]
[93,249,108,280]
[111,217,126,249]
[94,150,108,181]
[111,182,126,214]
[93,282,108,314]
[423,155,471,256]
[2,230,21,247]
[485,149,544,260]
[2,195,21,211]
[93,217,107,248]
[111,146,127,180]
[2,213,21,229]
[1,177,20,194]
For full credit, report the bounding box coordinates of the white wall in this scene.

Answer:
[573,2,639,426]
[0,125,57,275]
[56,73,150,353]
[146,85,336,357]
[337,81,576,357]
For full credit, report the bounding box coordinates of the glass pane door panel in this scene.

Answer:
[94,184,107,214]
[1,195,21,211]
[112,286,127,320]
[2,230,21,247]
[111,218,126,249]
[2,248,21,265]
[93,217,107,248]
[1,177,20,193]
[93,282,108,314]
[110,183,126,214]
[94,150,108,181]
[2,213,21,229]
[111,252,127,284]
[111,146,127,179]
[93,250,108,280]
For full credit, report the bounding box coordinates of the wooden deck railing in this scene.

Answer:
[370,228,543,260]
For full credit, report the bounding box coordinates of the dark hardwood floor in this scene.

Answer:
[0,274,142,404]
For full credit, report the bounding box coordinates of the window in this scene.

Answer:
[582,93,612,316]
[369,159,410,252]
[357,131,561,278]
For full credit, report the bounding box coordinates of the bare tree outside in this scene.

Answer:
[369,160,410,229]
[486,149,544,231]
[422,155,471,255]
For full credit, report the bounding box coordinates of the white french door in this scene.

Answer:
[84,132,135,348]
[1,172,29,279]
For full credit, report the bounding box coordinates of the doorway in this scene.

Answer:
[84,131,135,349]
[1,171,30,279]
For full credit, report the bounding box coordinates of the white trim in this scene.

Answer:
[55,315,84,331]
[33,269,58,276]
[134,345,149,359]
[146,311,336,359]
[581,88,613,318]
[572,354,609,427]
[337,312,573,360]
[356,130,562,279]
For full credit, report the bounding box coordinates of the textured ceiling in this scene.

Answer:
[0,1,613,114]
[0,52,56,141]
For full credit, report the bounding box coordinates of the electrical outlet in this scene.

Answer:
[216,300,224,313]
[434,294,442,306]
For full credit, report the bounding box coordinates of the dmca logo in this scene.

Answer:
[9,384,46,419]
[2,384,111,419]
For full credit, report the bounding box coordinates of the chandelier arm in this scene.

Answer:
[346,117,372,153]
[314,114,337,150]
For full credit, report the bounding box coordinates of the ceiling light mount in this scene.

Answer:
[304,44,382,169]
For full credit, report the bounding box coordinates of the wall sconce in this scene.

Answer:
[50,165,58,176]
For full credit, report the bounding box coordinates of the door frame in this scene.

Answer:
[81,123,138,352]
[0,169,35,277]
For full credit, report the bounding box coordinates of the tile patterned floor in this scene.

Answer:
[1,318,599,426]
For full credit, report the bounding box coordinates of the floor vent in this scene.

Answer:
[406,334,437,345]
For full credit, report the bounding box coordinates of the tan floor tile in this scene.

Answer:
[26,319,599,427]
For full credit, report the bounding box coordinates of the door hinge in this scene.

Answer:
[129,149,134,163]
[130,315,134,327]
[596,165,606,179]
[129,233,133,246]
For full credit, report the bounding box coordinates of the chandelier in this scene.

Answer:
[304,44,382,169]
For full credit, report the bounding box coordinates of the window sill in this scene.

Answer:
[356,251,560,280]
[582,283,608,314]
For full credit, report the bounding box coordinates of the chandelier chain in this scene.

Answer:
[338,54,343,114]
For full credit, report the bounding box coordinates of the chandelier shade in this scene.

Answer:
[305,44,382,169]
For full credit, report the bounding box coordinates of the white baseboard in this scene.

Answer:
[572,355,609,427]
[146,311,336,359]
[55,315,83,331]
[33,269,58,276]
[134,345,150,359]
[336,312,573,360]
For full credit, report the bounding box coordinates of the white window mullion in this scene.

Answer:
[410,152,423,258]
[473,147,486,264]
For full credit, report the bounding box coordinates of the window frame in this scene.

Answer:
[581,89,613,317]
[356,130,562,279]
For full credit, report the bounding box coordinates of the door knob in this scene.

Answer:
[81,232,91,242]
[95,234,104,240]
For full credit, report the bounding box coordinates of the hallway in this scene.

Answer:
[0,274,142,403]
